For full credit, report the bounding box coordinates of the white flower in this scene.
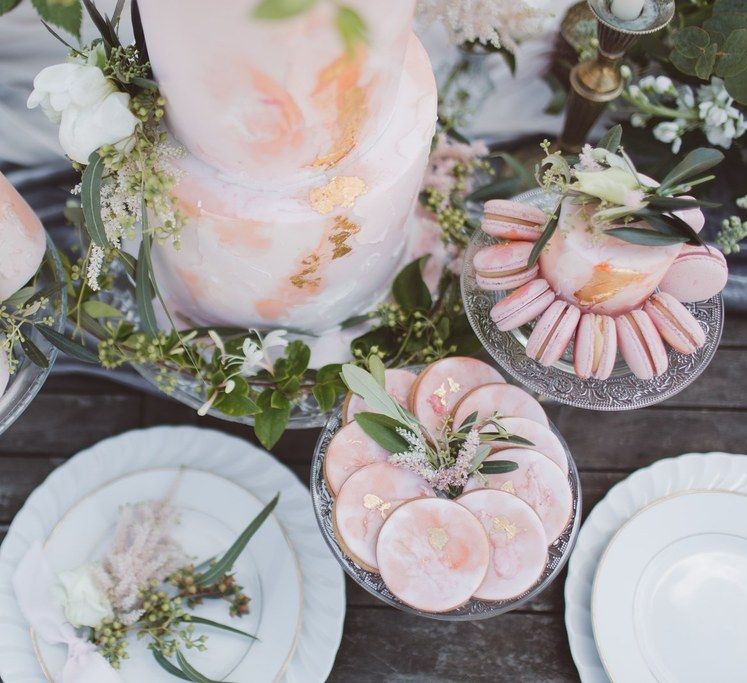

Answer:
[654,76,675,95]
[228,329,290,378]
[631,113,647,128]
[53,563,113,628]
[577,144,605,171]
[28,61,139,164]
[573,167,641,206]
[653,120,684,153]
[696,78,747,149]
[676,85,695,109]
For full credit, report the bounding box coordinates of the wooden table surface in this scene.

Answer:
[1,312,746,682]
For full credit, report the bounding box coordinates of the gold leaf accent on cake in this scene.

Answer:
[500,481,516,494]
[432,383,448,407]
[363,493,391,518]
[447,377,461,393]
[309,176,367,215]
[309,48,369,169]
[290,253,321,289]
[492,516,520,540]
[329,216,360,259]
[427,527,449,551]
[574,264,645,308]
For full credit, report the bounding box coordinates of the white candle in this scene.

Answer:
[610,0,644,20]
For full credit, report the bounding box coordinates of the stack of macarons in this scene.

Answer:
[474,199,728,380]
[325,356,575,613]
[0,172,47,400]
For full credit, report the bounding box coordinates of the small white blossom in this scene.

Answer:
[86,245,105,291]
[53,564,113,628]
[653,120,685,153]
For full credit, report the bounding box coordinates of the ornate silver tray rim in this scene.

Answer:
[461,188,725,412]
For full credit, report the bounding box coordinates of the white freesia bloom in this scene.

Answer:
[573,167,641,207]
[27,61,139,164]
[53,563,113,628]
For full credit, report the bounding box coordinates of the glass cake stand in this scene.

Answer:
[0,236,68,437]
[461,189,725,411]
[310,394,582,621]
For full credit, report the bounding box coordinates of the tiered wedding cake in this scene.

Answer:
[136,0,437,334]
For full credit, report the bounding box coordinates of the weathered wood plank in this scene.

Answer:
[329,608,578,682]
[0,456,66,522]
[0,393,142,455]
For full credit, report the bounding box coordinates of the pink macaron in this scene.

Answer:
[644,292,706,355]
[615,309,668,379]
[490,279,556,332]
[573,313,617,380]
[474,241,539,290]
[658,244,728,303]
[525,300,581,367]
[481,200,547,241]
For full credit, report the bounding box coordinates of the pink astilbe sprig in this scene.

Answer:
[94,497,187,617]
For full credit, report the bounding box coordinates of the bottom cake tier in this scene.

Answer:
[150,35,437,335]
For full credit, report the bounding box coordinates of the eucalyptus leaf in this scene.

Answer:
[152,650,190,681]
[527,205,560,268]
[136,236,158,337]
[82,300,123,319]
[341,364,412,425]
[605,227,688,247]
[197,493,279,587]
[37,325,99,363]
[81,152,109,249]
[2,286,36,308]
[658,148,724,193]
[480,460,519,475]
[20,333,49,369]
[368,355,386,388]
[354,412,412,453]
[185,616,258,640]
[119,251,137,279]
[175,650,233,683]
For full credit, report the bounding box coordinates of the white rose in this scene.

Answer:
[27,62,139,164]
[59,92,139,164]
[573,167,641,206]
[53,564,113,628]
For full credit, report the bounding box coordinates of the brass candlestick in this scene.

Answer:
[558,0,675,153]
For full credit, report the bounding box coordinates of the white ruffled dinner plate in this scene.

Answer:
[564,452,747,682]
[0,426,345,683]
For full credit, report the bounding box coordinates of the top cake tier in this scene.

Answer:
[136,0,416,188]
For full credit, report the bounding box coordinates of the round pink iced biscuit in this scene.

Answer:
[334,463,435,572]
[342,368,417,424]
[490,279,556,332]
[573,313,617,380]
[0,172,46,301]
[483,417,568,475]
[474,241,539,290]
[324,421,391,496]
[644,292,706,355]
[0,349,8,399]
[376,497,490,612]
[452,383,549,429]
[457,489,548,601]
[616,309,668,379]
[465,449,573,542]
[658,245,728,304]
[410,357,505,437]
[525,300,581,367]
[481,200,547,241]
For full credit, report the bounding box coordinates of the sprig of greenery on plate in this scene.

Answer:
[90,495,278,683]
[341,359,521,496]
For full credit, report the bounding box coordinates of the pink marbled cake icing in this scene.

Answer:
[143,24,437,335]
[539,197,695,316]
[138,0,416,188]
[0,172,45,301]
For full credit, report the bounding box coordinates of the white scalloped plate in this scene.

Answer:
[0,426,345,683]
[564,452,747,682]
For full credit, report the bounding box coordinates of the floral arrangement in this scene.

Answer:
[51,490,277,679]
[341,359,521,494]
[530,125,724,263]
